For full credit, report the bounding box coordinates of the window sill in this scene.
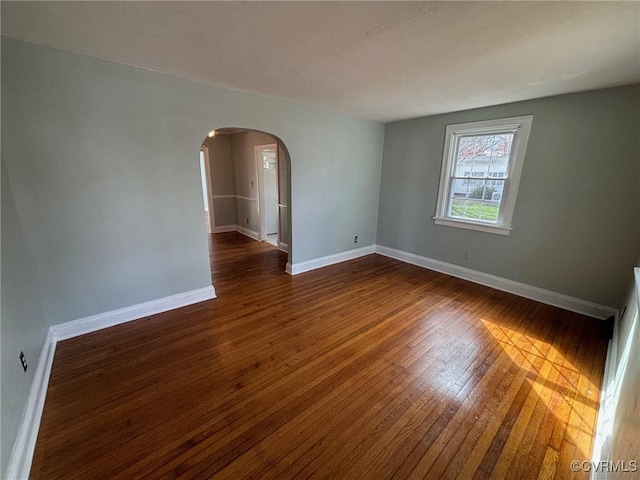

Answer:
[433,217,511,236]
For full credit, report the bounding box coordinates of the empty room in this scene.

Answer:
[1,2,639,479]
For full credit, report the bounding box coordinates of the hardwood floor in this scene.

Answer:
[30,233,609,479]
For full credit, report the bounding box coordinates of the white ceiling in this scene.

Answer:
[2,1,639,122]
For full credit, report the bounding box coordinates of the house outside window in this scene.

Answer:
[434,115,533,235]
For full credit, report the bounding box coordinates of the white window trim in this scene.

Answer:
[433,115,533,235]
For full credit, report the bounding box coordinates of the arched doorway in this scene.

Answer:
[198,127,292,270]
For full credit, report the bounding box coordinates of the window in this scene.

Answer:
[434,115,533,235]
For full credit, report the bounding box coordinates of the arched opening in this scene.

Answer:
[197,127,292,279]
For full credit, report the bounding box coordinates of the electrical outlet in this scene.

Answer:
[246,218,249,225]
[19,351,28,372]
[354,236,358,243]
[250,181,254,188]
[464,251,471,261]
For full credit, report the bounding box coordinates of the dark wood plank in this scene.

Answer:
[30,232,608,479]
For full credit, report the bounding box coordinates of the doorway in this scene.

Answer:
[199,128,291,271]
[256,143,279,247]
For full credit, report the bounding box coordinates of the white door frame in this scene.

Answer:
[276,144,287,253]
[200,146,215,233]
[255,143,278,242]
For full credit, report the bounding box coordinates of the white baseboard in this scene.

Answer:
[374,244,617,320]
[6,330,57,480]
[51,285,216,341]
[287,245,375,275]
[213,225,236,233]
[236,225,260,241]
[278,242,289,253]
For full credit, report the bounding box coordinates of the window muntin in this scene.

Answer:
[434,116,533,235]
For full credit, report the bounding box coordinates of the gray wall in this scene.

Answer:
[2,36,383,325]
[1,163,49,477]
[377,85,640,308]
[212,198,237,228]
[204,134,236,226]
[205,135,234,196]
[1,37,383,472]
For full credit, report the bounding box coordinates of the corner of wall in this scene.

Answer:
[1,161,51,479]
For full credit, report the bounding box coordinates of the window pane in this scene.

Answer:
[450,178,471,199]
[448,179,505,223]
[454,133,514,179]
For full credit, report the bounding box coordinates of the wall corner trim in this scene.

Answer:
[6,330,57,480]
[374,244,618,320]
[7,284,216,479]
[286,245,375,275]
